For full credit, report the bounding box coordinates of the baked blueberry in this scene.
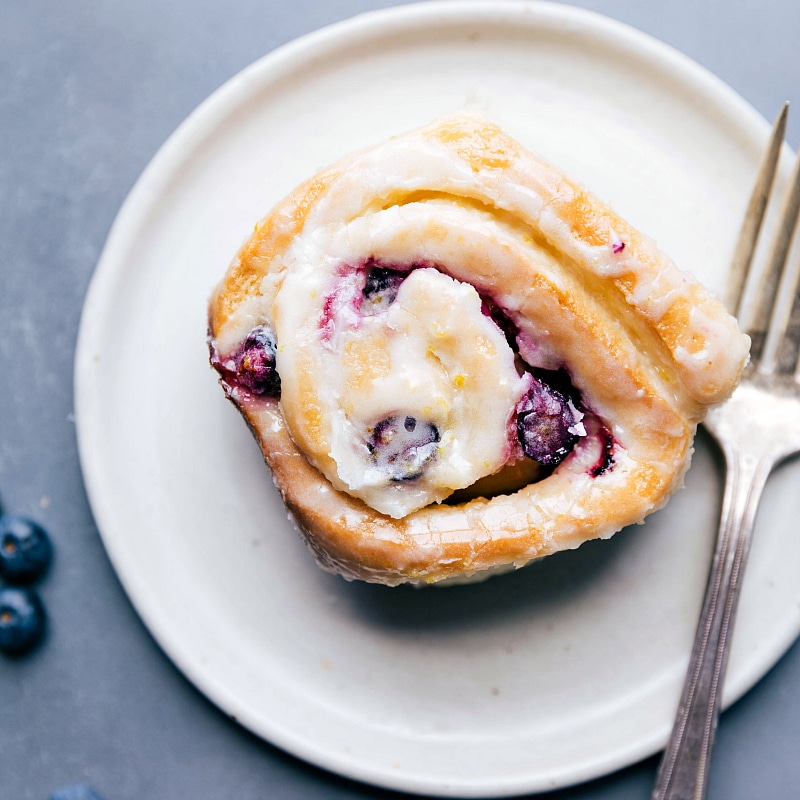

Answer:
[235,326,280,396]
[48,786,106,800]
[517,379,580,467]
[0,514,53,584]
[368,415,439,481]
[0,586,46,655]
[361,266,405,314]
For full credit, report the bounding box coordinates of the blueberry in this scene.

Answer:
[0,514,53,584]
[368,415,439,481]
[48,786,106,800]
[0,586,46,655]
[235,326,280,396]
[516,379,579,467]
[361,266,405,314]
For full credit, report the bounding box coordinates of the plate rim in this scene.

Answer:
[73,2,792,796]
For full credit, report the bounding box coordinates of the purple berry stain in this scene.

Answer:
[368,415,440,481]
[234,326,280,396]
[480,295,519,350]
[610,231,625,254]
[590,426,616,477]
[516,378,580,467]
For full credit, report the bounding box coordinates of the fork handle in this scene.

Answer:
[651,450,773,800]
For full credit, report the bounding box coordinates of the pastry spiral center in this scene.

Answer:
[274,264,530,518]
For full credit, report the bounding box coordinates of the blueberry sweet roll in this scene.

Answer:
[208,115,749,586]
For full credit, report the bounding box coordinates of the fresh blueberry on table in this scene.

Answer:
[48,785,106,800]
[0,513,53,584]
[0,586,46,655]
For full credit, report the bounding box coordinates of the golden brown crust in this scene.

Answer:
[208,114,749,585]
[209,171,339,332]
[238,397,690,585]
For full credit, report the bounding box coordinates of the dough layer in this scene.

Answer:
[208,115,749,585]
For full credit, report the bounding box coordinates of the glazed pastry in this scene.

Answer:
[208,114,749,586]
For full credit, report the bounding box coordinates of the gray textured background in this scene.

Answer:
[1,1,799,798]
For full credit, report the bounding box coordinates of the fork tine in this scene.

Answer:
[728,103,789,316]
[790,291,800,383]
[752,145,800,374]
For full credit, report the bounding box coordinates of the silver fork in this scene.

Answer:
[652,103,800,800]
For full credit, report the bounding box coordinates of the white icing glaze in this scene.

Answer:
[275,262,527,518]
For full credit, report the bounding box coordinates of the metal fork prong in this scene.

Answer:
[753,147,800,374]
[728,102,789,317]
[652,105,800,800]
[791,294,800,383]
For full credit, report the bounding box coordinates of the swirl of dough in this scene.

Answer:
[209,115,749,585]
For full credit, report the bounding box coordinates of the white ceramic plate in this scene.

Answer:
[74,2,800,796]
